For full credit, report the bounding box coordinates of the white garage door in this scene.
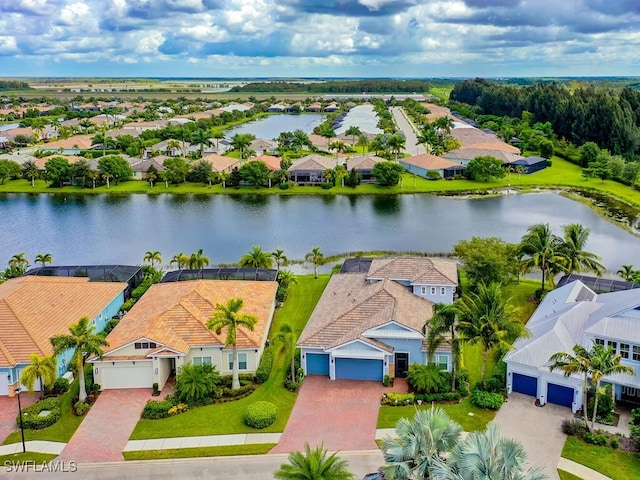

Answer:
[0,374,8,396]
[102,365,154,389]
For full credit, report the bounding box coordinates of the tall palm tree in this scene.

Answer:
[50,316,109,403]
[9,252,29,268]
[240,245,273,269]
[143,250,162,268]
[34,253,53,267]
[20,354,57,397]
[386,133,406,160]
[273,324,297,382]
[382,407,462,480]
[345,125,362,146]
[188,249,210,269]
[457,282,527,386]
[427,302,459,392]
[274,442,354,480]
[617,264,636,282]
[429,422,547,480]
[518,223,567,291]
[207,298,258,390]
[190,129,213,158]
[277,269,298,290]
[272,249,289,272]
[560,223,605,276]
[170,252,189,269]
[166,139,181,157]
[305,246,324,279]
[231,133,256,159]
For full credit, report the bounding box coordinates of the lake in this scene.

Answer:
[225,113,325,140]
[0,192,637,273]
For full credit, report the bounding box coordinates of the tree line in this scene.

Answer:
[230,79,432,94]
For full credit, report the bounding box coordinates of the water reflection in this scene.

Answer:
[372,195,401,215]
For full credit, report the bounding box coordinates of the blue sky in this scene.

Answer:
[1,0,639,78]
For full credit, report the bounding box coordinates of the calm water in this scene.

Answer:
[0,192,637,273]
[225,113,325,140]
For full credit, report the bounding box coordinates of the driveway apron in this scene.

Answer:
[58,389,151,463]
[0,393,38,444]
[271,376,385,453]
[494,393,574,480]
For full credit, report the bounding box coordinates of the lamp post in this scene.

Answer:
[15,387,26,453]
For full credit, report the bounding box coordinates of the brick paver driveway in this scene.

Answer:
[58,389,152,463]
[271,376,386,453]
[0,393,38,444]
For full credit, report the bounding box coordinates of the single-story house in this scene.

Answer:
[249,138,278,156]
[400,154,467,179]
[504,279,640,411]
[443,147,522,166]
[288,154,337,184]
[508,156,548,174]
[253,155,281,171]
[0,136,10,149]
[266,104,287,113]
[345,154,386,183]
[298,257,458,381]
[132,158,165,180]
[201,153,241,174]
[0,275,129,396]
[90,279,278,390]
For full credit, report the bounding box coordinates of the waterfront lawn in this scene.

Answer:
[123,443,276,461]
[129,274,330,440]
[2,380,83,445]
[377,397,495,432]
[562,436,640,480]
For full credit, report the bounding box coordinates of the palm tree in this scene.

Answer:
[34,253,53,267]
[175,362,220,404]
[20,354,57,397]
[207,298,258,390]
[617,264,637,282]
[272,249,289,272]
[429,422,547,480]
[345,126,362,146]
[382,407,462,480]
[386,133,406,160]
[143,250,162,268]
[305,246,324,279]
[190,129,213,158]
[231,133,256,159]
[50,316,109,403]
[9,252,29,268]
[240,245,273,269]
[273,324,297,382]
[518,223,567,291]
[457,282,528,386]
[170,252,189,269]
[427,302,459,392]
[277,269,297,289]
[560,223,605,276]
[274,442,354,480]
[166,139,181,157]
[188,249,210,269]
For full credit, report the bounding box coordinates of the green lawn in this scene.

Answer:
[504,279,539,324]
[0,452,58,465]
[123,443,276,461]
[377,397,496,432]
[558,470,583,480]
[562,436,640,480]
[129,275,330,440]
[2,381,84,445]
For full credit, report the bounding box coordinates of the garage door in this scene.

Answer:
[512,373,537,397]
[335,358,383,381]
[102,365,153,389]
[306,354,330,375]
[547,383,574,408]
[0,374,8,396]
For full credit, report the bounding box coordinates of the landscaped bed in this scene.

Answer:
[123,443,276,461]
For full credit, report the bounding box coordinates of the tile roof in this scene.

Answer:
[102,280,278,357]
[298,274,433,350]
[443,147,521,163]
[346,154,385,170]
[201,153,240,172]
[253,155,280,170]
[401,154,466,170]
[289,154,336,172]
[39,135,94,150]
[0,276,127,367]
[367,257,458,286]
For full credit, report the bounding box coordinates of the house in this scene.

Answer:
[0,275,130,396]
[90,279,278,390]
[249,138,278,156]
[266,104,287,113]
[0,136,9,149]
[297,257,458,381]
[324,103,340,112]
[201,153,241,174]
[443,147,522,166]
[288,154,337,184]
[345,154,386,183]
[253,155,281,171]
[504,279,640,411]
[132,158,165,180]
[508,156,548,174]
[400,154,467,179]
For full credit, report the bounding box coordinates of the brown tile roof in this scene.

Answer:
[421,103,457,123]
[102,280,278,356]
[34,155,86,169]
[443,147,521,163]
[289,154,336,172]
[401,154,465,170]
[40,135,94,150]
[367,257,458,286]
[0,276,127,366]
[297,274,433,350]
[253,155,280,171]
[201,153,240,172]
[346,154,385,170]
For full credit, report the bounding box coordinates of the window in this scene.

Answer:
[193,356,212,366]
[594,338,605,346]
[436,354,449,371]
[607,340,617,351]
[228,353,248,370]
[134,342,157,350]
[420,286,427,295]
[633,346,640,362]
[620,343,630,359]
[430,287,436,295]
[440,287,446,296]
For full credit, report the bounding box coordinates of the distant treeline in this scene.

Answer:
[0,80,31,90]
[229,79,432,94]
[450,78,640,158]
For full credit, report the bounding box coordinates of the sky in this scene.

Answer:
[0,0,639,78]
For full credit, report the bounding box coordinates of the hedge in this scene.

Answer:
[244,401,277,429]
[18,397,61,430]
[141,399,174,419]
[471,389,505,410]
[255,347,274,384]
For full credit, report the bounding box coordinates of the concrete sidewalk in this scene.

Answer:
[123,432,281,452]
[557,458,612,480]
[0,440,65,456]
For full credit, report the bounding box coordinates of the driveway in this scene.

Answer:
[494,393,574,480]
[0,392,38,444]
[272,376,387,454]
[57,389,152,463]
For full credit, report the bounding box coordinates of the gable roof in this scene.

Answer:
[297,274,433,350]
[102,280,278,356]
[367,257,458,286]
[0,276,127,367]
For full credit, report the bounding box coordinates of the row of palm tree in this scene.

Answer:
[617,264,640,283]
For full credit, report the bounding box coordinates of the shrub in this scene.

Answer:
[484,376,505,394]
[279,182,289,190]
[255,347,274,384]
[18,397,61,430]
[176,363,221,406]
[426,170,441,180]
[141,399,173,419]
[381,392,415,406]
[587,384,615,424]
[407,364,450,394]
[631,408,640,426]
[610,438,620,449]
[244,401,277,429]
[222,384,256,398]
[276,284,289,303]
[321,182,333,190]
[284,380,298,392]
[102,318,120,336]
[168,403,189,416]
[51,377,70,395]
[74,401,90,416]
[455,369,470,397]
[120,298,136,312]
[584,432,608,446]
[383,375,393,387]
[471,389,504,410]
[561,419,588,437]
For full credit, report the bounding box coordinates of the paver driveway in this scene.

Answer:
[494,393,574,480]
[58,389,151,463]
[0,393,38,444]
[271,376,386,453]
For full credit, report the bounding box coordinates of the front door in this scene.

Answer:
[395,353,409,378]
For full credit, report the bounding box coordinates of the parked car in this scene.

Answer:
[362,472,385,480]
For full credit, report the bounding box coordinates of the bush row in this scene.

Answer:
[18,397,61,430]
[381,391,463,406]
[562,419,621,449]
[255,347,274,384]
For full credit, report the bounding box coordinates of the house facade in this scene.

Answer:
[399,154,466,179]
[504,280,640,412]
[90,280,278,391]
[288,154,337,185]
